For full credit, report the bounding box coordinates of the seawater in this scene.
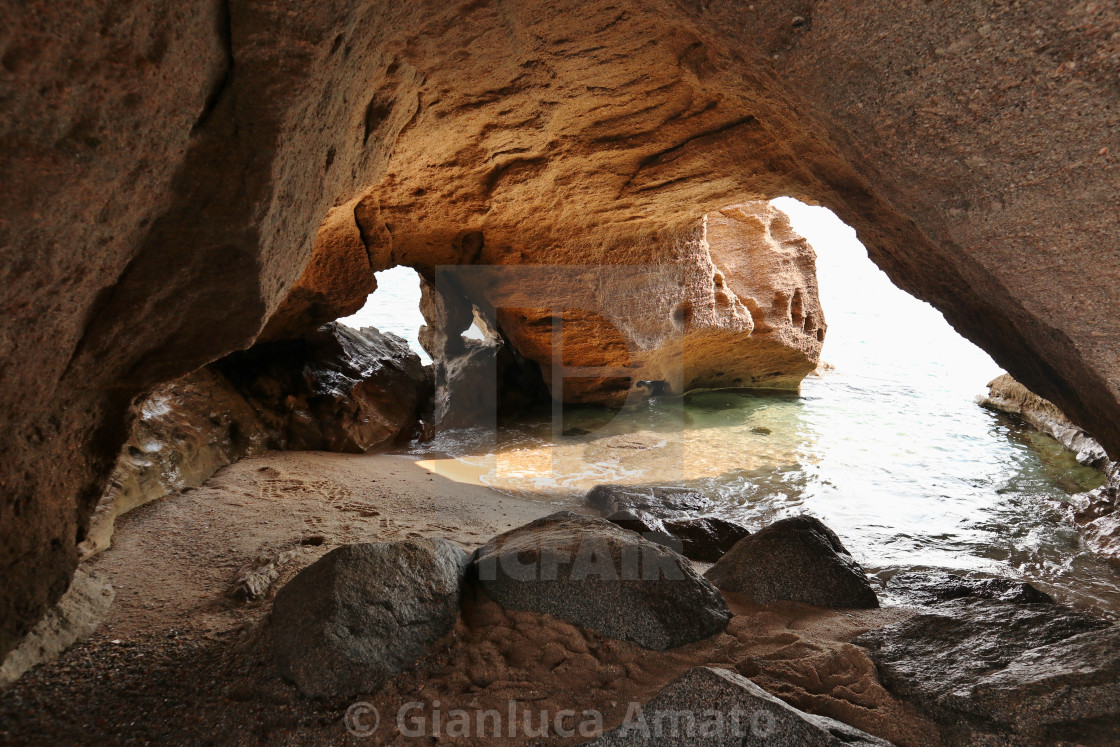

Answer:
[348,201,1120,617]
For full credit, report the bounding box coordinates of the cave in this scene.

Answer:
[2,0,1119,743]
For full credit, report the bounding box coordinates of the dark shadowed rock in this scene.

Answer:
[887,571,1053,607]
[605,510,751,563]
[663,517,751,563]
[604,510,681,553]
[216,322,430,453]
[703,516,878,608]
[472,511,731,650]
[582,666,892,746]
[587,484,713,519]
[854,597,1109,719]
[271,538,469,698]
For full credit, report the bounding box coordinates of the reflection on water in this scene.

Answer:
[405,198,1120,618]
[413,375,1118,617]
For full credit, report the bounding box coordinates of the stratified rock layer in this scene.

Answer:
[980,373,1110,469]
[2,0,1119,661]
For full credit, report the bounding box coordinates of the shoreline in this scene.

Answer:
[0,450,936,745]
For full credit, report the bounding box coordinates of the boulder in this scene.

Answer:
[271,538,469,698]
[587,484,713,519]
[703,516,878,608]
[216,322,430,453]
[605,509,750,563]
[886,571,1053,607]
[472,511,731,650]
[0,567,115,688]
[583,666,892,746]
[854,597,1109,719]
[663,517,751,563]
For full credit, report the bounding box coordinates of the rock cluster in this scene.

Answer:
[979,374,1120,562]
[1067,465,1120,561]
[81,323,430,559]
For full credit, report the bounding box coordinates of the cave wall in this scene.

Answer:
[1,0,1117,659]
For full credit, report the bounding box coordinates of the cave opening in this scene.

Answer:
[337,266,488,365]
[396,197,1118,617]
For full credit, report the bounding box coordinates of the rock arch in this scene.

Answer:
[1,0,1117,657]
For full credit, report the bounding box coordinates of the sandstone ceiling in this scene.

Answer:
[0,0,1117,659]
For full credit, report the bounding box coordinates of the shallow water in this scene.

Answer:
[373,200,1120,617]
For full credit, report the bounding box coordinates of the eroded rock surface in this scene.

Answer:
[271,538,470,698]
[0,568,115,688]
[472,511,731,650]
[980,373,1110,469]
[945,625,1120,739]
[855,597,1111,741]
[81,369,270,558]
[3,0,1120,663]
[704,516,879,609]
[584,666,892,746]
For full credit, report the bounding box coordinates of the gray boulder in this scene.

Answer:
[582,666,892,746]
[271,538,469,698]
[703,516,878,608]
[886,570,1053,607]
[854,597,1109,718]
[472,511,731,650]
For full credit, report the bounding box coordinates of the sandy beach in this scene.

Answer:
[0,450,937,745]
